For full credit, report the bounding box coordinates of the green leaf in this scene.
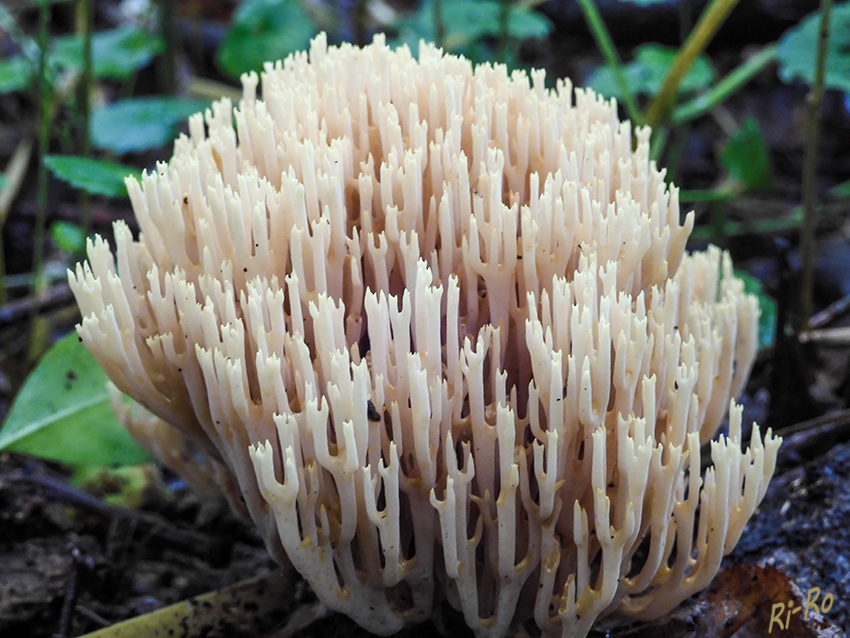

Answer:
[721,116,773,191]
[45,154,136,197]
[0,172,7,190]
[0,55,33,94]
[777,3,850,93]
[588,44,715,101]
[506,5,553,40]
[736,270,777,351]
[91,97,210,154]
[50,25,164,80]
[49,220,86,255]
[0,332,152,468]
[217,0,316,79]
[393,0,551,54]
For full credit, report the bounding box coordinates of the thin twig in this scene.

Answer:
[798,326,850,345]
[777,410,850,438]
[53,547,81,638]
[774,408,850,462]
[799,0,833,331]
[0,282,74,327]
[13,470,230,564]
[808,292,850,329]
[74,606,110,628]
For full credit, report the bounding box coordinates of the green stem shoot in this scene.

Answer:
[672,44,777,124]
[644,0,742,128]
[799,0,833,331]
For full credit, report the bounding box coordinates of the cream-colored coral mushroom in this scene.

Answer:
[69,33,781,637]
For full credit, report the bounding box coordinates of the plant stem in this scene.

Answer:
[498,0,511,63]
[77,0,93,237]
[799,0,833,331]
[29,0,51,361]
[157,0,176,94]
[672,44,777,124]
[575,0,642,125]
[644,0,742,128]
[434,0,445,49]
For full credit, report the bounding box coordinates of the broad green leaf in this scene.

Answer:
[393,0,551,54]
[0,172,7,190]
[736,270,777,351]
[721,116,773,191]
[441,1,551,47]
[91,97,210,154]
[50,25,164,80]
[49,220,86,255]
[0,332,152,468]
[217,0,316,79]
[777,3,850,93]
[829,179,850,198]
[505,5,553,40]
[0,55,32,94]
[588,44,715,101]
[45,154,136,197]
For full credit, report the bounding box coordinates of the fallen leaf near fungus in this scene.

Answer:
[70,33,782,638]
[602,563,843,638]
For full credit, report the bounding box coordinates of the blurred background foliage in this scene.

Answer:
[0,0,848,470]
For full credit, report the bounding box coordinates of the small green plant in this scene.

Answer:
[587,43,716,105]
[217,0,317,79]
[392,0,552,66]
[90,97,211,154]
[776,2,850,93]
[0,332,151,471]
